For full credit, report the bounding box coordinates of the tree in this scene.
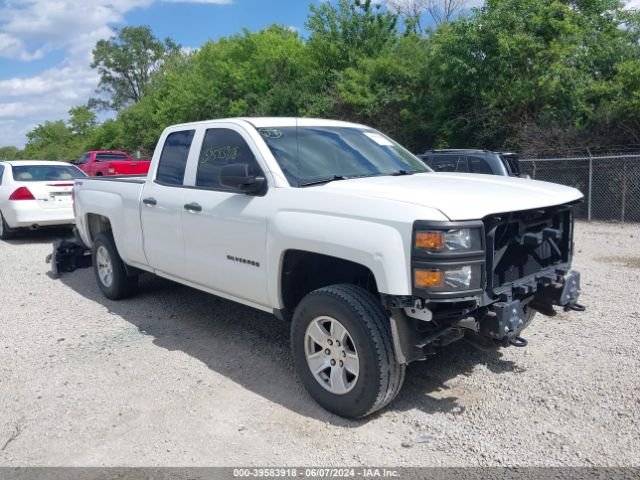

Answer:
[334,34,433,149]
[91,26,180,110]
[14,0,640,160]
[424,0,640,149]
[389,0,468,31]
[86,119,127,151]
[306,0,399,71]
[151,27,312,125]
[0,146,20,160]
[68,106,97,137]
[22,121,76,160]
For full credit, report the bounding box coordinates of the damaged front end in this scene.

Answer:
[386,204,585,364]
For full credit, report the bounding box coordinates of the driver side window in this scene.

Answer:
[196,128,261,189]
[77,154,90,165]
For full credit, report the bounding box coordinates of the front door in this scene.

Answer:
[181,125,270,307]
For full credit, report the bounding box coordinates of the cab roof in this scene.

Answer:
[168,117,369,130]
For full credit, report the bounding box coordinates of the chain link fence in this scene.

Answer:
[520,153,640,223]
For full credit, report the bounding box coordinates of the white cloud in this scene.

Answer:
[0,0,232,148]
[0,32,44,60]
[0,66,97,98]
[0,61,101,147]
[0,1,150,61]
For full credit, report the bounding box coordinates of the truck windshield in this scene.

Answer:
[257,126,428,187]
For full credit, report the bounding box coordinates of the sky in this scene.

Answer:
[3,0,635,149]
[0,0,322,148]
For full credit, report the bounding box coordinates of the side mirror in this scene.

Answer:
[219,163,266,194]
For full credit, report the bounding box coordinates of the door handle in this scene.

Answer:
[184,202,202,212]
[142,197,157,206]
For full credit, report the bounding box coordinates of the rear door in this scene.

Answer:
[180,124,270,306]
[141,129,195,278]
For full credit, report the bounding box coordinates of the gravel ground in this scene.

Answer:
[0,221,639,467]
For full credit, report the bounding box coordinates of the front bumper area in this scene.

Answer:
[481,270,582,341]
[388,269,584,364]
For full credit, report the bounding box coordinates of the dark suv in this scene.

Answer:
[418,149,522,177]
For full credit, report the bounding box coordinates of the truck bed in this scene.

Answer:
[74,175,148,270]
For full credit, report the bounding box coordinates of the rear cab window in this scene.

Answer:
[95,153,129,162]
[155,130,196,186]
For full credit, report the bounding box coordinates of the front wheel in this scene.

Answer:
[92,232,138,300]
[291,284,405,418]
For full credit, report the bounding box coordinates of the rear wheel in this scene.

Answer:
[0,211,16,240]
[92,232,138,299]
[291,284,405,418]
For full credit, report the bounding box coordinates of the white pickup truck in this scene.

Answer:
[71,117,584,418]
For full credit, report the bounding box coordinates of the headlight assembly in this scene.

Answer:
[412,221,485,297]
[414,228,482,253]
[414,264,482,292]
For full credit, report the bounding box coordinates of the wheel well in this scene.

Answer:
[86,214,112,243]
[280,250,379,314]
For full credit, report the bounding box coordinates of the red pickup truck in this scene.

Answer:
[73,151,150,176]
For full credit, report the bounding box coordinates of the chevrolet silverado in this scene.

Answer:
[71,118,584,418]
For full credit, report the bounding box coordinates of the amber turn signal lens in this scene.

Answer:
[414,269,445,288]
[415,231,444,250]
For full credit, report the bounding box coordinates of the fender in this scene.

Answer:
[266,209,445,309]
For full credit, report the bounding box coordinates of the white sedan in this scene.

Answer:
[0,160,86,240]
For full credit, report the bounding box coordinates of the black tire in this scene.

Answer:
[0,210,16,240]
[291,284,405,418]
[92,232,138,300]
